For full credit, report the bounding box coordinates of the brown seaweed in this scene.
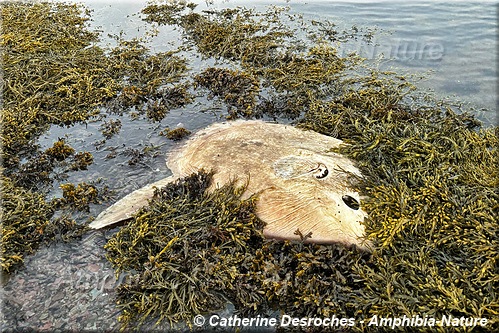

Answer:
[160,127,191,141]
[1,1,191,274]
[2,1,497,332]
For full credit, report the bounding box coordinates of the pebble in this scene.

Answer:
[1,233,122,331]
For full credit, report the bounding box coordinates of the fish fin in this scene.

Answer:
[258,187,371,251]
[88,176,176,229]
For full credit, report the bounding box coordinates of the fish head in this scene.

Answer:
[258,151,371,250]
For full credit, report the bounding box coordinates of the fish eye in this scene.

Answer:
[342,195,360,210]
[313,163,329,179]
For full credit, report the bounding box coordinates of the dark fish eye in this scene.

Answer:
[314,163,329,179]
[342,195,360,210]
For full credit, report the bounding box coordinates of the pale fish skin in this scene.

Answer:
[89,120,372,251]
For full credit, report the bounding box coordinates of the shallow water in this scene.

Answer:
[85,0,497,124]
[2,1,497,331]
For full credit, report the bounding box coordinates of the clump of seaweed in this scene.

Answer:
[105,171,266,328]
[106,38,192,122]
[142,4,292,66]
[1,1,116,180]
[100,119,122,139]
[121,145,162,166]
[11,140,92,191]
[1,1,194,274]
[1,3,119,134]
[307,20,377,44]
[296,78,498,331]
[194,68,260,118]
[160,127,191,141]
[0,3,128,274]
[240,241,371,321]
[55,183,99,212]
[142,2,363,119]
[69,151,94,171]
[1,175,56,271]
[145,84,193,122]
[44,139,76,161]
[0,175,88,272]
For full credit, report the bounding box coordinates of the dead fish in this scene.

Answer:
[89,120,371,250]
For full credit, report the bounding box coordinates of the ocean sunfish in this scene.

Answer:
[89,120,371,250]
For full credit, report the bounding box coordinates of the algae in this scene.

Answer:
[143,2,365,119]
[299,98,498,332]
[102,2,499,332]
[105,37,192,121]
[1,2,112,273]
[100,119,122,139]
[2,1,497,332]
[194,67,260,119]
[105,171,266,328]
[1,1,191,274]
[0,174,89,272]
[160,127,191,141]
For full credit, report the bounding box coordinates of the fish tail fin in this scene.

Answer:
[88,176,176,229]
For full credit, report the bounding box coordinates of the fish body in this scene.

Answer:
[90,120,370,250]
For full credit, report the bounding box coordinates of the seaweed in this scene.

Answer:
[299,101,498,332]
[0,175,88,273]
[145,84,193,122]
[143,4,293,66]
[44,139,76,161]
[125,101,497,332]
[2,1,497,332]
[105,171,266,328]
[160,127,191,141]
[1,1,191,275]
[98,2,499,332]
[1,2,116,175]
[104,170,373,330]
[100,119,122,139]
[142,2,363,119]
[194,68,260,118]
[106,38,192,121]
[55,183,99,212]
[69,151,94,171]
